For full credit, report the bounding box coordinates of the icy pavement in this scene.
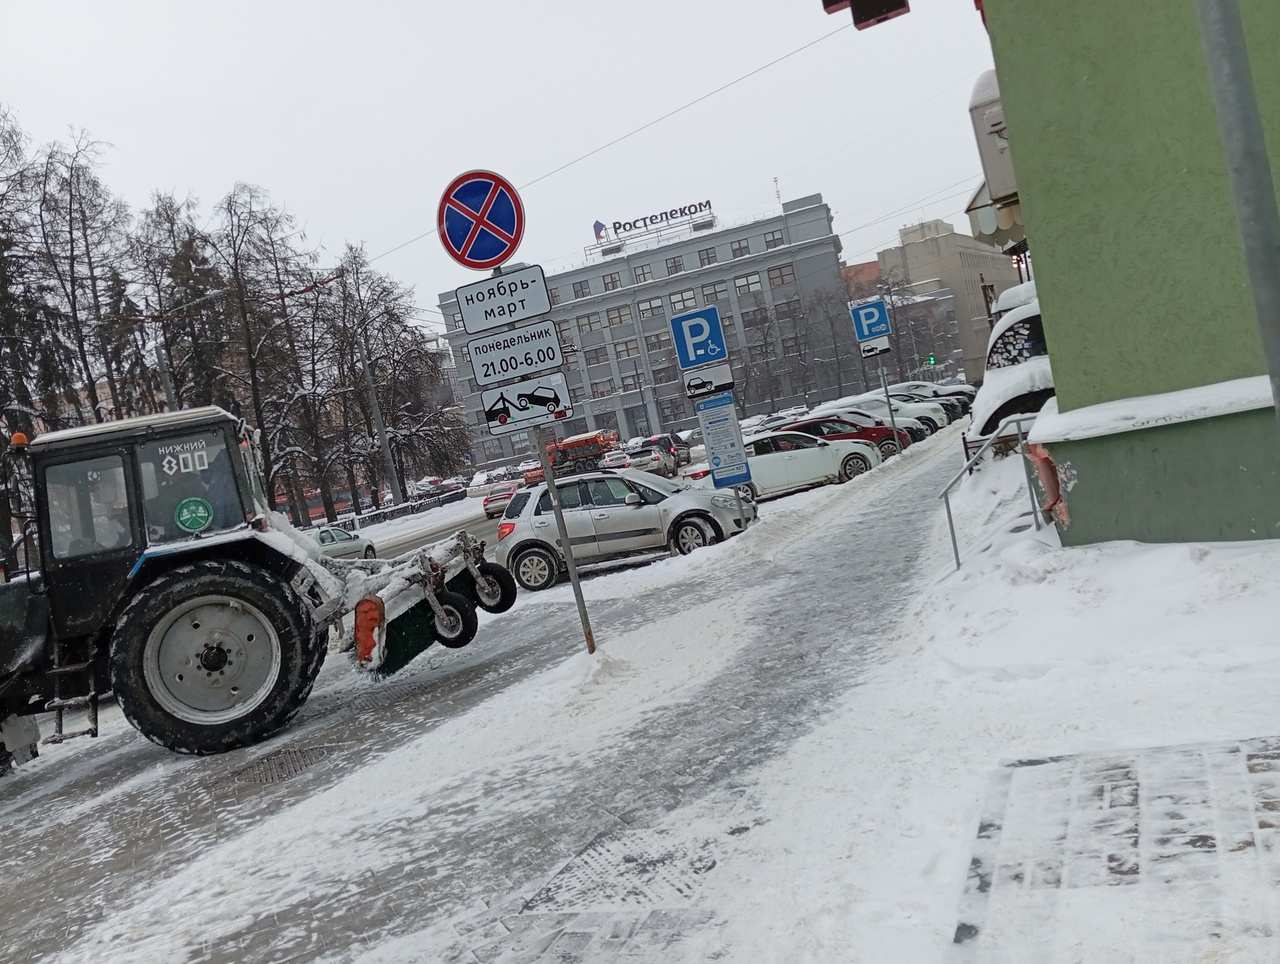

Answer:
[0,427,963,963]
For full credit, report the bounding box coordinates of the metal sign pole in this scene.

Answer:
[535,425,596,655]
[879,363,902,447]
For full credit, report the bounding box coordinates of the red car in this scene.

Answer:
[782,415,911,459]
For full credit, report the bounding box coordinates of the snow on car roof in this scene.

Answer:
[992,279,1036,316]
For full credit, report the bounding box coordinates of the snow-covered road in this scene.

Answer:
[0,430,963,963]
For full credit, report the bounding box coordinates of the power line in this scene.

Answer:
[835,178,981,240]
[368,23,853,264]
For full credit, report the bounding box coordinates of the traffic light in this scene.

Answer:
[927,353,937,366]
[822,0,911,30]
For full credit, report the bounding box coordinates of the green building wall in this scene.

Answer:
[982,0,1280,546]
[984,0,1280,411]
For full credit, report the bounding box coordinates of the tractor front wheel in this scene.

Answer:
[110,559,325,755]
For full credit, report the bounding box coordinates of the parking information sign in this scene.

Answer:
[682,361,734,400]
[468,318,564,388]
[670,305,728,371]
[481,370,573,436]
[694,391,751,489]
[455,263,552,335]
[850,299,892,357]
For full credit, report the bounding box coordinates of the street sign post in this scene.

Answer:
[670,305,729,370]
[480,371,573,436]
[682,362,734,400]
[694,392,751,489]
[849,298,900,442]
[534,424,595,655]
[455,264,552,334]
[469,318,564,388]
[437,170,525,271]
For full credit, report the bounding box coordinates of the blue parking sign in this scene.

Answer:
[670,306,728,370]
[850,299,892,342]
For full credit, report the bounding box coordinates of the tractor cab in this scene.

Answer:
[0,407,297,761]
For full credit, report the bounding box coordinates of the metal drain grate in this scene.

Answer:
[232,745,333,784]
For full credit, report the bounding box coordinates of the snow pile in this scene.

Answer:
[1029,374,1273,444]
[691,456,1280,960]
[967,355,1054,436]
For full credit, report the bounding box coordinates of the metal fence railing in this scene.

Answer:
[324,489,468,533]
[938,415,1043,571]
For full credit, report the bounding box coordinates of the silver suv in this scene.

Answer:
[494,469,756,591]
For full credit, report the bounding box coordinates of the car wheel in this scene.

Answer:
[878,439,900,458]
[920,417,938,434]
[513,546,559,591]
[736,482,759,501]
[839,453,871,481]
[363,545,376,559]
[672,516,713,555]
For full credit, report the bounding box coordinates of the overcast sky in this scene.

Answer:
[0,0,993,329]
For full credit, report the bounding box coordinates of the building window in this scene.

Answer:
[763,229,785,250]
[633,264,653,284]
[465,377,478,393]
[480,439,504,459]
[652,364,676,384]
[748,342,773,362]
[549,287,561,306]
[573,280,591,299]
[615,338,640,360]
[665,255,684,276]
[731,239,750,258]
[460,345,471,362]
[698,246,718,267]
[578,312,605,332]
[449,312,463,331]
[669,288,697,313]
[555,319,575,343]
[775,297,802,322]
[720,313,735,333]
[781,335,801,355]
[742,307,769,329]
[584,346,610,366]
[767,263,796,288]
[602,271,621,292]
[734,272,762,296]
[645,331,671,353]
[591,378,614,399]
[637,296,664,319]
[620,372,641,392]
[606,304,632,327]
[659,397,687,422]
[701,280,729,304]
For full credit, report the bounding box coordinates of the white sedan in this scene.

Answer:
[313,525,377,559]
[688,430,880,499]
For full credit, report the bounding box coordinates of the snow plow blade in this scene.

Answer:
[379,599,439,676]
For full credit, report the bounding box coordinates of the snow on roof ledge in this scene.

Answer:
[1029,375,1274,445]
[970,69,999,109]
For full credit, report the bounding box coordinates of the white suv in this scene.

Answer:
[494,469,756,591]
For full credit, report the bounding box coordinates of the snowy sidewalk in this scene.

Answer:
[0,427,964,963]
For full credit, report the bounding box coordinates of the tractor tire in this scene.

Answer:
[431,591,479,649]
[110,559,325,755]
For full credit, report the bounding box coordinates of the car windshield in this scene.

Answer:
[137,429,244,543]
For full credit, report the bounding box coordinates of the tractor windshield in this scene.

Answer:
[137,430,245,543]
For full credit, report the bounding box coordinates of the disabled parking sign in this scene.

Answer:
[670,306,728,371]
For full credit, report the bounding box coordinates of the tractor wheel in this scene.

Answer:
[110,559,325,755]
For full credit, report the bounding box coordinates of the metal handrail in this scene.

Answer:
[938,414,1043,570]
